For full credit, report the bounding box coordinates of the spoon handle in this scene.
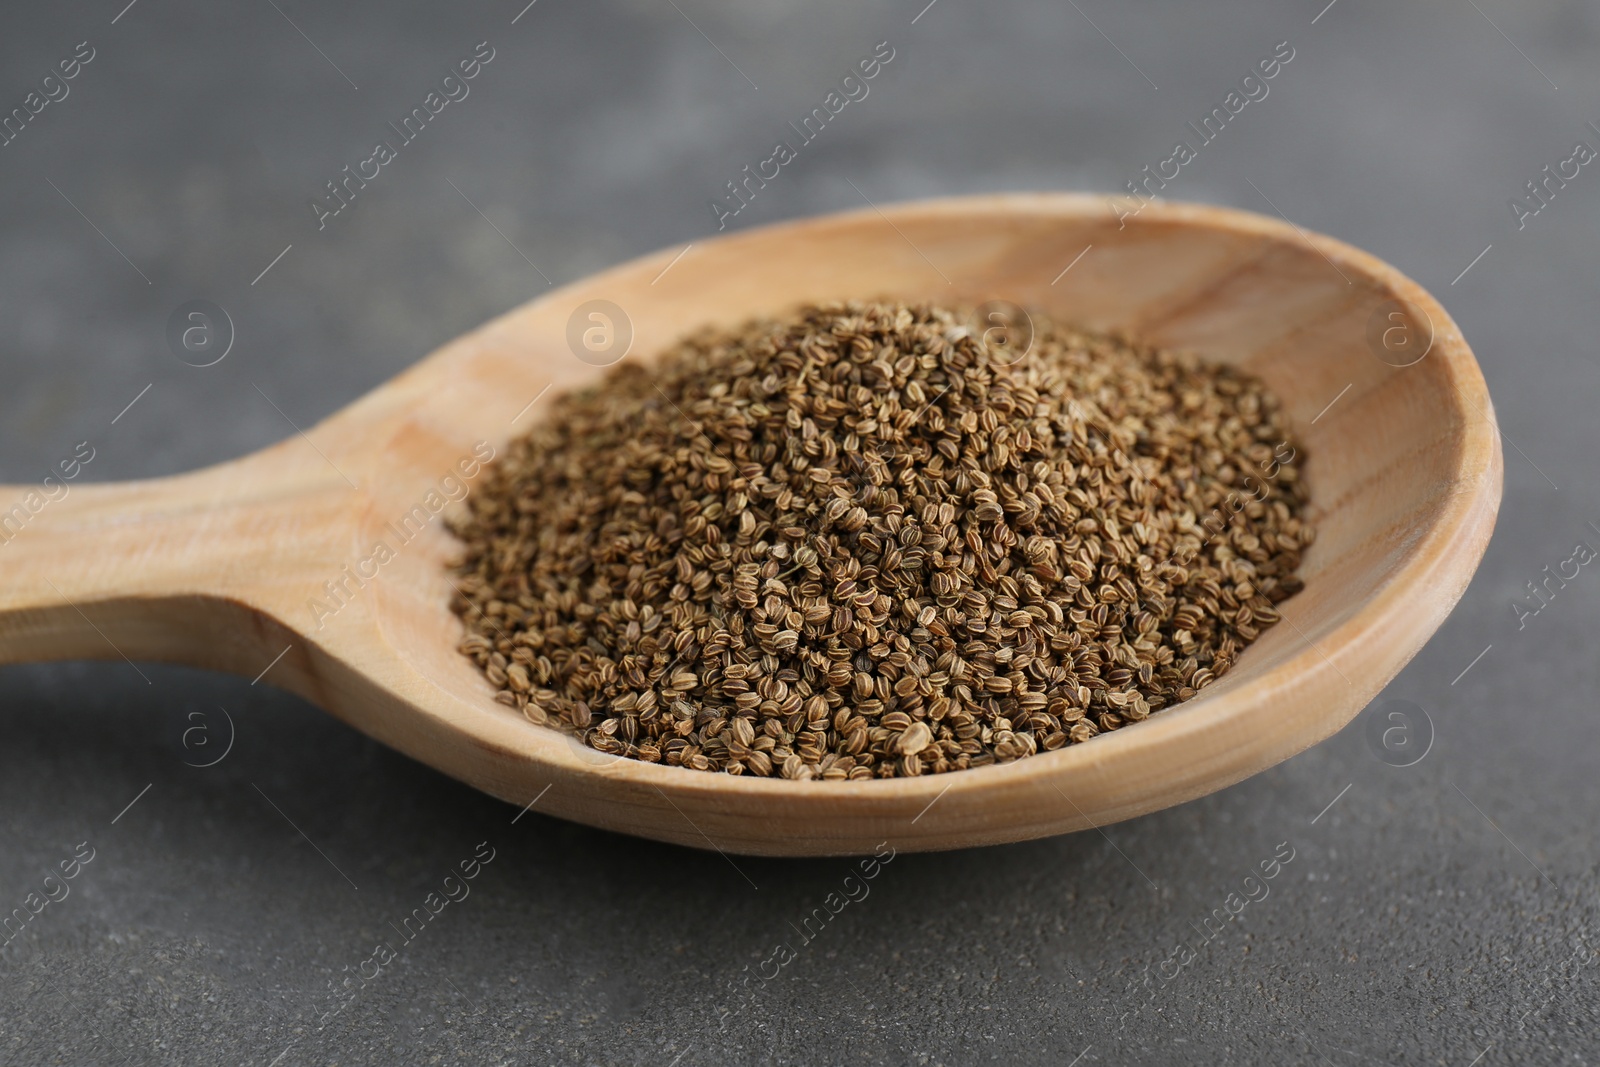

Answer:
[0,457,344,682]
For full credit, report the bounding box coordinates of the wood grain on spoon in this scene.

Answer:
[0,195,1501,856]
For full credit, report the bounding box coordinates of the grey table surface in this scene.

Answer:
[1,1,1597,1064]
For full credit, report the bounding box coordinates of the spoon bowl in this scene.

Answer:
[0,195,1501,855]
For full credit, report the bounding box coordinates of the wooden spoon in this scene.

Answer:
[0,195,1501,856]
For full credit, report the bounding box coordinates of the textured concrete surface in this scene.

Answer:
[2,1,1598,1064]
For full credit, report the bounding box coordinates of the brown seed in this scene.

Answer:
[895,721,933,756]
[448,301,1312,780]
